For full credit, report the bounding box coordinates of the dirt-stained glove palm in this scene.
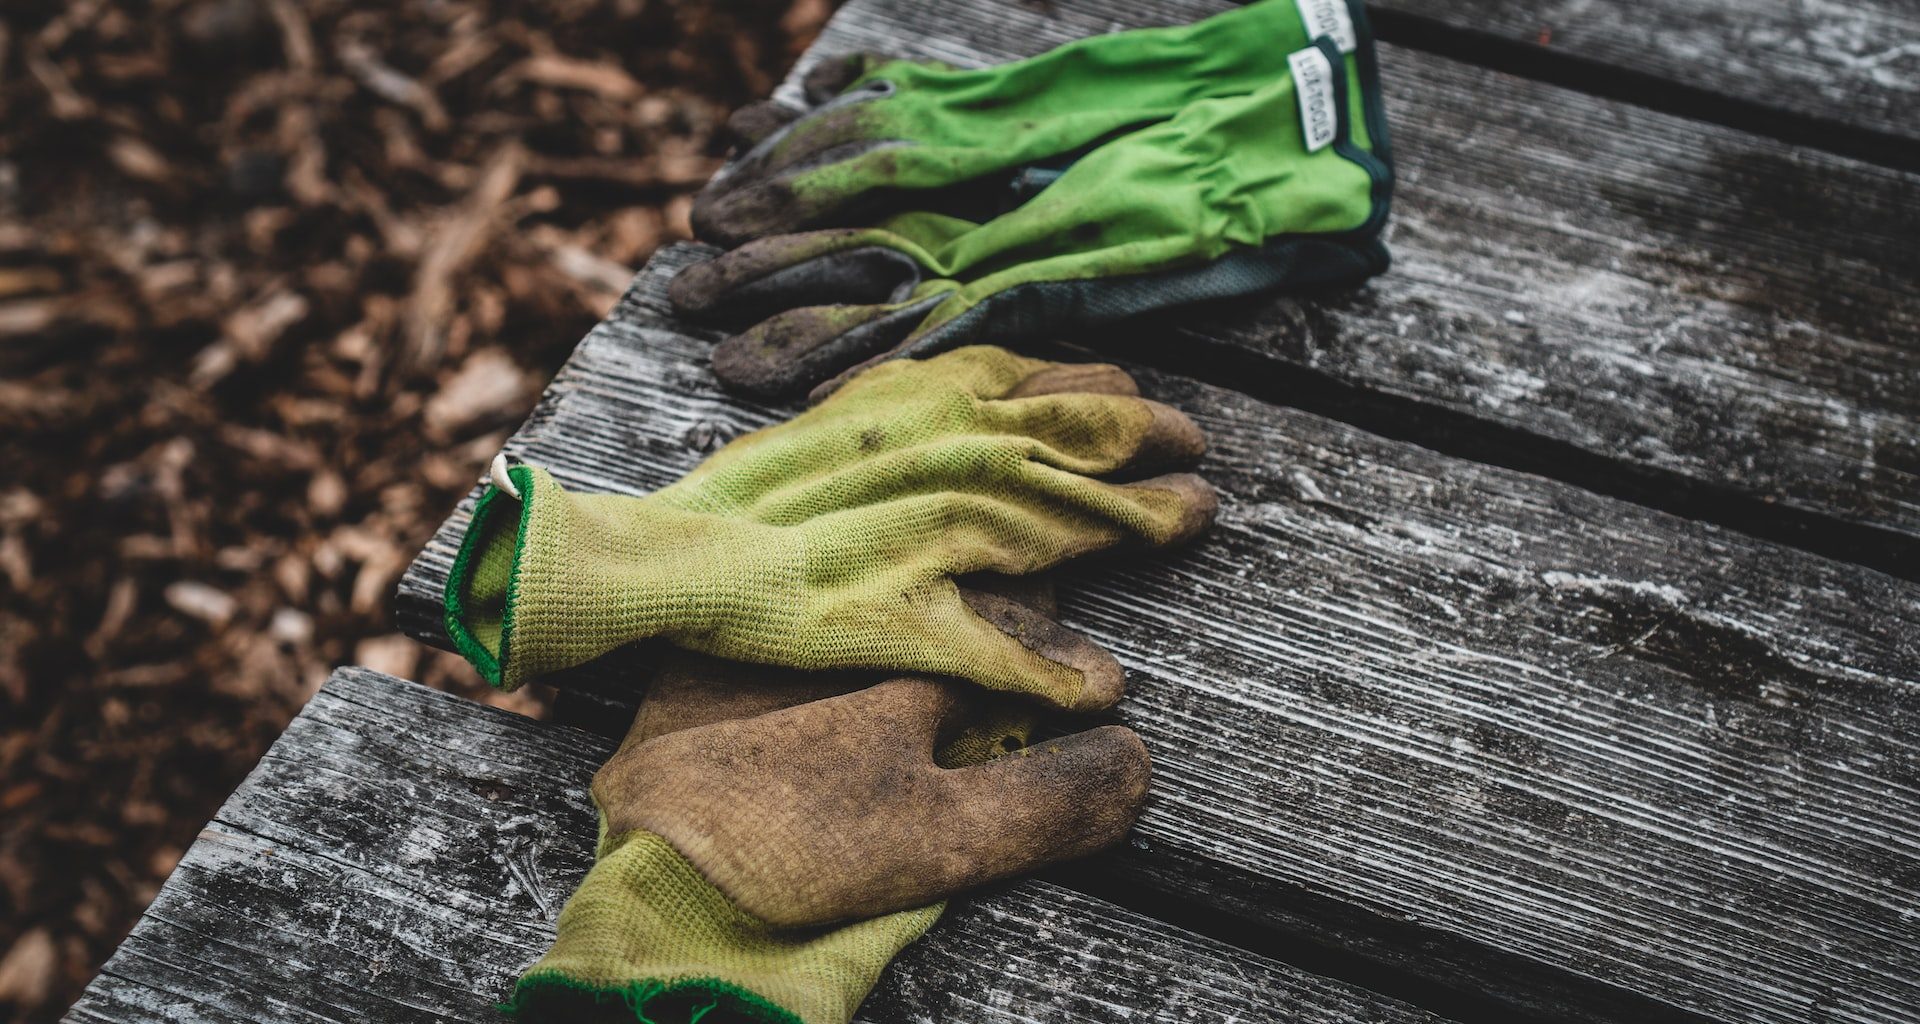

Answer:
[673,31,1392,400]
[508,672,1145,1024]
[693,0,1344,245]
[444,346,1214,707]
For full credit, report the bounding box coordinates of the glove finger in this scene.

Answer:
[801,52,886,105]
[691,80,900,245]
[940,461,1218,557]
[956,584,1124,712]
[738,426,1216,554]
[668,229,930,327]
[980,393,1207,476]
[1003,361,1141,399]
[628,576,1052,755]
[710,296,945,400]
[723,100,804,149]
[955,571,1056,616]
[937,722,1151,875]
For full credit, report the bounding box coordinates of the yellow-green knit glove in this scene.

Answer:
[444,345,1214,709]
[506,669,1146,1024]
[508,586,1046,1024]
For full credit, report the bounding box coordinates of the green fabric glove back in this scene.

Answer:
[693,0,1329,245]
[444,346,1215,706]
[673,8,1393,399]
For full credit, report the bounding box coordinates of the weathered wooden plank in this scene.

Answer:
[1374,0,1920,160]
[65,667,1446,1024]
[399,249,1920,1024]
[779,0,1920,574]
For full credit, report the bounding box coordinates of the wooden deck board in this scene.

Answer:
[1375,0,1920,155]
[398,250,1920,1024]
[787,0,1920,571]
[65,668,1438,1024]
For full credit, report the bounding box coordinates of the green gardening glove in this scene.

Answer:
[672,31,1393,400]
[693,0,1351,244]
[444,346,1215,708]
[507,672,1147,1024]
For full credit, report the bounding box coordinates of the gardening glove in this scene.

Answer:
[444,345,1215,707]
[507,673,1147,1024]
[694,0,1357,244]
[672,32,1393,400]
[505,581,1051,1023]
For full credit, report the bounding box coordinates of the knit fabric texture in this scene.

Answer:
[506,829,943,1024]
[443,346,1203,705]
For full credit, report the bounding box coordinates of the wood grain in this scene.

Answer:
[398,249,1920,1024]
[786,0,1920,573]
[1374,0,1920,157]
[62,668,1439,1024]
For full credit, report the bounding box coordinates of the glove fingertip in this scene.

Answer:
[1133,399,1208,468]
[958,586,1125,711]
[725,100,803,149]
[1128,471,1219,547]
[689,180,795,248]
[666,259,723,316]
[801,53,874,104]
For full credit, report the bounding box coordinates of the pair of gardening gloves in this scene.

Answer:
[669,0,1394,401]
[446,347,1219,1023]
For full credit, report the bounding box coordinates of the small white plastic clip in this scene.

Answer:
[490,452,522,499]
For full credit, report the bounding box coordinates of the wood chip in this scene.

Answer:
[512,53,644,101]
[0,928,56,1005]
[163,582,238,627]
[337,37,450,131]
[401,143,524,373]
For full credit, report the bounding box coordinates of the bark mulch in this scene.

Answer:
[0,0,833,1017]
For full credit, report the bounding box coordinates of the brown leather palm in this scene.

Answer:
[596,675,1151,928]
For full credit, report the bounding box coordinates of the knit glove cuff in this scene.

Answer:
[444,464,799,690]
[504,827,941,1024]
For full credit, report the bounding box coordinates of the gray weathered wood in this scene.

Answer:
[1374,0,1920,156]
[788,0,1920,571]
[399,250,1920,1024]
[65,667,1446,1024]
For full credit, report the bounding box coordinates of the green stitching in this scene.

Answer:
[495,464,536,690]
[504,972,803,1024]
[442,465,537,690]
[443,484,504,684]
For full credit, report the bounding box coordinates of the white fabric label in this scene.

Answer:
[1288,46,1339,153]
[1295,0,1357,54]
